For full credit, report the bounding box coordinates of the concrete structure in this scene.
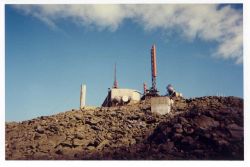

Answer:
[80,84,86,109]
[102,88,141,107]
[151,96,172,115]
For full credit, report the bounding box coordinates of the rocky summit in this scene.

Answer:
[5,96,243,160]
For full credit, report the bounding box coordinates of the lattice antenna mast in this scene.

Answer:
[151,44,157,91]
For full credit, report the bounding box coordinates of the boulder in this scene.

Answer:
[72,138,90,147]
[194,115,219,130]
[226,124,243,140]
[35,125,44,134]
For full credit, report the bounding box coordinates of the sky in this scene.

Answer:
[5,4,243,122]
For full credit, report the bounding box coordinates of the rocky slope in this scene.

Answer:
[5,96,243,160]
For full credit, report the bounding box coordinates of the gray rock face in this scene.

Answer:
[5,96,243,160]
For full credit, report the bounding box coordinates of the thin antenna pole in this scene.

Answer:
[113,63,118,88]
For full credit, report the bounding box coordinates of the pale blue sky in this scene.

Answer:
[5,4,243,121]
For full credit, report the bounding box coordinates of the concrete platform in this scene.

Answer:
[102,88,141,107]
[151,96,171,115]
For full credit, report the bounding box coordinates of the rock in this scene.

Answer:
[75,132,84,139]
[91,125,101,131]
[173,123,183,133]
[183,126,194,134]
[48,134,66,147]
[127,114,140,120]
[40,120,47,126]
[205,110,215,118]
[176,103,187,111]
[72,139,90,147]
[226,124,243,140]
[227,123,243,131]
[181,136,194,145]
[172,133,183,142]
[178,117,189,124]
[110,111,117,116]
[55,148,63,155]
[33,152,49,159]
[204,133,211,139]
[87,146,95,151]
[96,139,109,150]
[217,139,229,146]
[139,121,146,128]
[74,113,82,120]
[106,133,113,140]
[162,127,172,136]
[130,138,136,145]
[194,115,219,130]
[34,133,42,140]
[229,130,243,140]
[35,125,44,134]
[120,138,131,146]
[85,118,101,125]
[48,124,60,132]
[159,142,174,152]
[58,147,76,158]
[60,140,72,147]
[37,142,54,153]
[146,116,156,124]
[193,149,204,155]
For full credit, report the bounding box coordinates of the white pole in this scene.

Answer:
[80,84,86,109]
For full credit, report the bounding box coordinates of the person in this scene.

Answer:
[167,84,176,97]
